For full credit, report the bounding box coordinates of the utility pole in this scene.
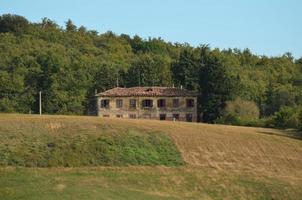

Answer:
[39,91,42,115]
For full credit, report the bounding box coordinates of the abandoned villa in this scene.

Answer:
[95,87,198,122]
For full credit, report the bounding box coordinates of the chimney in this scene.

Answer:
[180,85,183,90]
[172,84,175,88]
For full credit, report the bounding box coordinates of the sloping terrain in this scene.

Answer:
[121,119,302,177]
[0,114,301,200]
[0,117,183,167]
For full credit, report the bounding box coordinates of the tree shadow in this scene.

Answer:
[257,129,302,141]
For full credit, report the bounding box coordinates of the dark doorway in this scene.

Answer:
[186,114,193,122]
[159,114,166,120]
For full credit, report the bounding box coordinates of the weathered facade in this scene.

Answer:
[95,87,198,122]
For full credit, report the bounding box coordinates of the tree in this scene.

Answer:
[130,35,144,53]
[264,83,296,115]
[200,49,239,122]
[65,19,77,32]
[78,26,87,34]
[93,64,117,92]
[41,17,58,29]
[126,53,172,87]
[171,48,199,90]
[0,14,29,34]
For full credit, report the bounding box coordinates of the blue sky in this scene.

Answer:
[1,0,301,58]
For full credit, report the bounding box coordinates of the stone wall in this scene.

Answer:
[97,96,197,122]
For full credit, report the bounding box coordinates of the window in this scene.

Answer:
[129,99,136,108]
[142,99,153,108]
[186,114,193,122]
[172,114,179,121]
[157,99,166,108]
[129,114,136,119]
[159,114,166,120]
[116,99,123,108]
[186,99,194,108]
[116,114,123,118]
[101,99,110,108]
[103,114,109,117]
[173,99,179,108]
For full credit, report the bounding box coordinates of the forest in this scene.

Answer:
[0,14,302,129]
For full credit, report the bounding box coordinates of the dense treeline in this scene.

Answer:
[0,14,302,129]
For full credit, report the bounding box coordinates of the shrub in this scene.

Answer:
[272,106,300,129]
[215,113,241,125]
[224,98,260,120]
[215,98,261,126]
[299,109,302,131]
[0,97,15,113]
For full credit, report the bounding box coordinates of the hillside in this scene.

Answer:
[0,114,302,199]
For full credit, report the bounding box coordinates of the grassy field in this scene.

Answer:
[0,117,183,167]
[0,114,302,200]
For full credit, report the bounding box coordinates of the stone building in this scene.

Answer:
[95,87,198,122]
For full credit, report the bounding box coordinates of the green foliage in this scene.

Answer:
[126,53,172,87]
[215,113,241,125]
[65,19,77,32]
[215,113,268,127]
[171,48,199,90]
[299,110,302,130]
[215,98,262,126]
[272,106,300,129]
[0,14,29,34]
[224,98,259,119]
[200,49,240,122]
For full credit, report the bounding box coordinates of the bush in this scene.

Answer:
[0,97,15,113]
[272,106,300,129]
[224,98,260,120]
[215,113,241,125]
[215,113,267,127]
[299,110,302,131]
[215,98,261,127]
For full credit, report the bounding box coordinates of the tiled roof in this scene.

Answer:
[95,87,198,97]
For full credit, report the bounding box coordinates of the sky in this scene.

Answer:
[1,0,301,58]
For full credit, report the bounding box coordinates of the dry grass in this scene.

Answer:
[0,114,302,199]
[105,117,302,177]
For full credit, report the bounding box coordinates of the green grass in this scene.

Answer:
[1,167,301,200]
[0,119,183,167]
